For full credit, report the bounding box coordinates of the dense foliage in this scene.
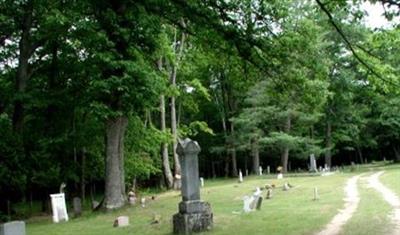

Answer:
[0,0,399,218]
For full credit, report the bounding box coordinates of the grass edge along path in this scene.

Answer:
[367,171,400,235]
[315,174,361,235]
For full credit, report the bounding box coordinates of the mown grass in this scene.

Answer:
[380,164,400,196]
[26,163,400,235]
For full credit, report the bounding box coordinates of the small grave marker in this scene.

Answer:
[113,216,129,227]
[313,187,319,201]
[0,221,25,235]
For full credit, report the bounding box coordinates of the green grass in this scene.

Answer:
[380,164,400,196]
[25,163,400,235]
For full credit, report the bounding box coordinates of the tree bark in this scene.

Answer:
[325,120,332,167]
[230,123,238,176]
[393,145,400,163]
[356,146,364,164]
[160,95,173,188]
[81,147,86,203]
[12,1,34,133]
[281,114,291,173]
[171,29,186,190]
[251,138,260,174]
[103,116,128,210]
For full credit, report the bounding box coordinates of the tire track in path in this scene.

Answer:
[367,171,400,235]
[316,174,362,235]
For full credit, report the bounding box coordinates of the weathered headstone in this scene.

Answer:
[245,169,249,176]
[92,200,100,210]
[238,170,243,183]
[277,173,283,179]
[0,221,25,235]
[50,193,69,223]
[243,196,253,213]
[200,177,204,187]
[266,188,273,199]
[283,182,290,191]
[267,166,270,174]
[259,166,263,176]
[249,196,262,210]
[113,216,129,227]
[309,154,318,172]
[173,138,213,234]
[73,197,82,217]
[128,191,137,205]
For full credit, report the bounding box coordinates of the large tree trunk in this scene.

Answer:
[281,114,291,173]
[13,1,34,133]
[251,138,260,174]
[103,116,128,210]
[325,120,332,167]
[160,95,173,188]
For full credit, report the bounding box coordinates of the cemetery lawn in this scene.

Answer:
[26,163,400,235]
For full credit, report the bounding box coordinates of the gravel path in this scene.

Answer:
[367,171,400,235]
[316,174,362,235]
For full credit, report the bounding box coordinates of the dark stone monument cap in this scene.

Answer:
[177,138,201,156]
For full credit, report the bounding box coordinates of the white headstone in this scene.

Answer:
[259,166,263,176]
[200,177,204,187]
[141,197,146,208]
[243,196,253,213]
[50,193,69,223]
[267,166,270,174]
[283,182,290,191]
[113,216,129,227]
[245,169,249,176]
[254,187,262,196]
[277,173,283,179]
[238,170,243,183]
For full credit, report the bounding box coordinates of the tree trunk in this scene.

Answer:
[171,29,186,190]
[211,161,216,179]
[281,114,291,173]
[356,146,364,164]
[251,138,260,174]
[230,123,238,176]
[81,147,86,203]
[325,120,332,167]
[393,146,400,163]
[160,95,173,188]
[224,156,230,177]
[13,1,34,133]
[103,116,128,210]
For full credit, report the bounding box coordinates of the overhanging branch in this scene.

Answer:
[315,0,400,88]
